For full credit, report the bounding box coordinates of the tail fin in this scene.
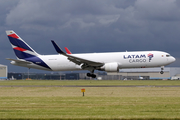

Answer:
[6,30,39,59]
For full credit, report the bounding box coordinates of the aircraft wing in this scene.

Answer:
[66,54,104,67]
[6,58,32,64]
[51,40,104,68]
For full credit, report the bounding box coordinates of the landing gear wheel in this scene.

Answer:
[91,74,96,78]
[160,71,164,74]
[87,73,96,78]
[87,73,91,77]
[160,66,164,74]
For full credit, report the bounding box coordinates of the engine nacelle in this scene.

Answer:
[101,62,120,72]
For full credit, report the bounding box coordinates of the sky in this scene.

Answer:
[0,0,180,73]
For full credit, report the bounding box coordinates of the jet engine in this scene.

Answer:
[100,62,120,72]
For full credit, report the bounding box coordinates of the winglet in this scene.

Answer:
[65,47,72,54]
[51,40,66,54]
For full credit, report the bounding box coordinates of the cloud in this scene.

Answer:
[4,0,180,52]
[135,0,180,21]
[6,0,122,30]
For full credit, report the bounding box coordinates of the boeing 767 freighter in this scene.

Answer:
[6,30,176,78]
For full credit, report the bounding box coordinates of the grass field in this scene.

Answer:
[0,80,180,120]
[1,79,180,86]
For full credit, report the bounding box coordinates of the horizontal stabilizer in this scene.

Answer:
[6,58,32,64]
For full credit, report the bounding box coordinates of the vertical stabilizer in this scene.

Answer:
[6,30,39,59]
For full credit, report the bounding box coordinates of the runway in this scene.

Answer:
[1,85,180,87]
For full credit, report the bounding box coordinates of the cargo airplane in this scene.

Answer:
[6,30,176,78]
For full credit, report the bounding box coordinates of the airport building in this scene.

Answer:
[108,67,180,80]
[0,64,7,79]
[7,72,79,80]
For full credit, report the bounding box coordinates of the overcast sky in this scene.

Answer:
[0,0,180,73]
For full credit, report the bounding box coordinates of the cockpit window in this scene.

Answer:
[166,54,171,57]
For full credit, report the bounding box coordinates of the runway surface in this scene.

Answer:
[0,85,180,87]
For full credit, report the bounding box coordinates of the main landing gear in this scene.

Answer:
[87,73,96,78]
[160,66,164,74]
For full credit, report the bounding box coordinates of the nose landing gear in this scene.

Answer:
[160,71,164,74]
[160,66,164,74]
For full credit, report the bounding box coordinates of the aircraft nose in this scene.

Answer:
[172,56,176,62]
[170,56,176,63]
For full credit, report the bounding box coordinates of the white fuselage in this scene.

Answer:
[11,51,176,71]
